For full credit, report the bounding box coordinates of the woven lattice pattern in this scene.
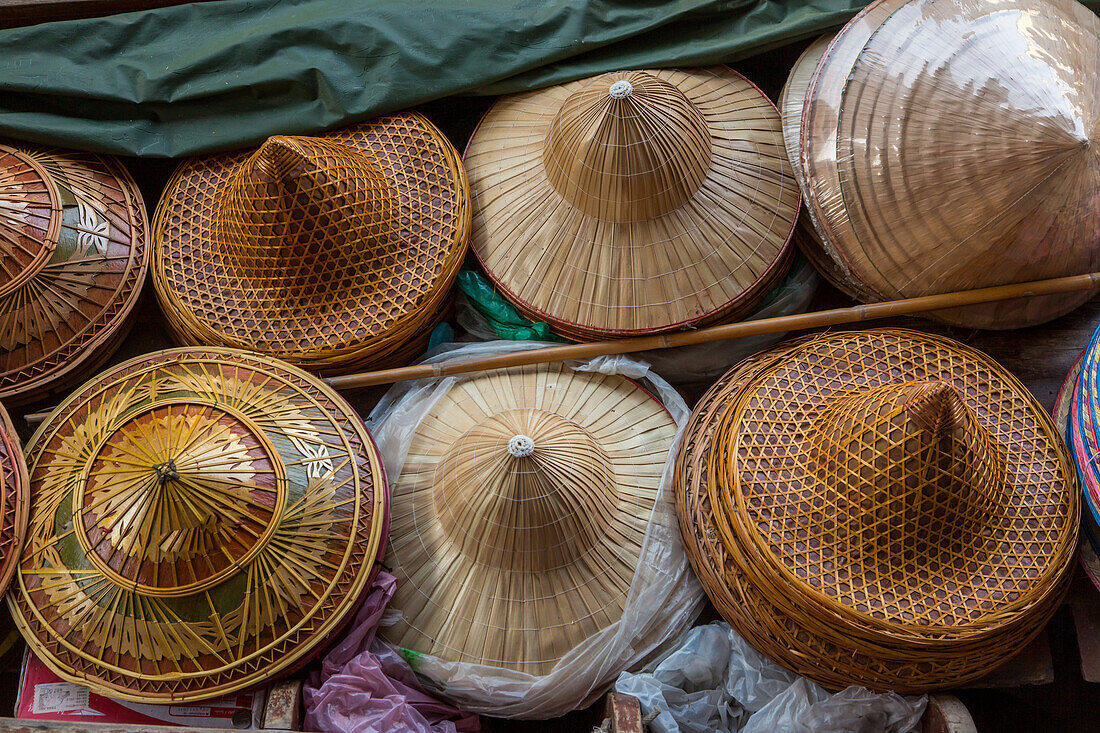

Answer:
[0,143,148,405]
[465,67,798,341]
[675,329,1078,691]
[152,113,470,374]
[799,0,1100,329]
[382,362,677,676]
[7,348,387,702]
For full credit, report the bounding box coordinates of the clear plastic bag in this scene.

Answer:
[616,621,926,733]
[366,341,706,719]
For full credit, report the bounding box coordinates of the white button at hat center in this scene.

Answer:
[507,434,535,458]
[608,80,634,99]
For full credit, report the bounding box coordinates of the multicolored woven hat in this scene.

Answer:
[7,348,388,702]
[464,67,800,341]
[0,143,148,404]
[0,402,27,597]
[799,0,1100,328]
[382,361,678,676]
[152,114,470,373]
[676,329,1078,691]
[1060,326,1100,592]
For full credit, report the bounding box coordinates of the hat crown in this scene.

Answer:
[433,408,617,572]
[542,70,713,222]
[806,380,1009,566]
[0,147,61,298]
[213,135,398,306]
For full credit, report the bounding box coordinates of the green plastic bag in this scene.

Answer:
[456,270,570,343]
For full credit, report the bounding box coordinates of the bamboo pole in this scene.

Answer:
[21,271,1100,425]
[326,271,1100,389]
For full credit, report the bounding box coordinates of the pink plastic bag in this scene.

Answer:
[304,571,481,733]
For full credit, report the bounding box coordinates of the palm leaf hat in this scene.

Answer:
[464,67,801,341]
[797,0,1100,328]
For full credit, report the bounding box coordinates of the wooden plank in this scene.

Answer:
[602,692,643,733]
[1068,571,1100,683]
[923,694,978,733]
[261,678,303,731]
[963,630,1054,688]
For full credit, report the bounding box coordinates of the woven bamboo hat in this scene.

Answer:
[1052,348,1100,591]
[0,143,148,405]
[381,361,677,676]
[7,347,388,702]
[676,329,1078,691]
[152,113,470,373]
[801,0,1100,329]
[464,67,800,341]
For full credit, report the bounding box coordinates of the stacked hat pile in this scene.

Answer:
[152,113,470,374]
[676,329,1079,691]
[0,144,148,404]
[7,348,388,701]
[1058,326,1100,591]
[463,67,800,342]
[780,0,1100,329]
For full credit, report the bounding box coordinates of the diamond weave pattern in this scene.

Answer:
[676,329,1078,692]
[152,113,469,373]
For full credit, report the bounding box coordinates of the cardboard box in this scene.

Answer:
[16,650,265,728]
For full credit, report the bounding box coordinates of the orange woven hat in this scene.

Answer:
[464,67,800,341]
[0,143,148,405]
[152,114,470,374]
[676,329,1079,692]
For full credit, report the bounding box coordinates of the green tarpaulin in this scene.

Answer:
[0,0,871,157]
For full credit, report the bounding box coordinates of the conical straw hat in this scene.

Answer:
[465,67,800,341]
[676,329,1078,691]
[1051,348,1100,592]
[152,114,470,373]
[802,0,1100,329]
[381,361,677,676]
[0,143,148,405]
[7,347,388,702]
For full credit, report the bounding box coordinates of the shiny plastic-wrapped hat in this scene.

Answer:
[799,0,1100,328]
